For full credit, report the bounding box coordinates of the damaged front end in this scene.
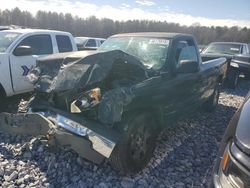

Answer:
[0,50,150,163]
[0,110,117,163]
[28,50,147,124]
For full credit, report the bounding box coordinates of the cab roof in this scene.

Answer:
[0,29,71,35]
[110,32,193,39]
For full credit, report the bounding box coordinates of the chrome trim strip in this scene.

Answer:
[35,111,115,158]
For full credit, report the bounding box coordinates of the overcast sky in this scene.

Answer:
[2,0,250,27]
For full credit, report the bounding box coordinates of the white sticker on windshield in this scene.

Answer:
[230,48,239,51]
[149,39,169,45]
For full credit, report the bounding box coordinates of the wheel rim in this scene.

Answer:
[129,123,152,162]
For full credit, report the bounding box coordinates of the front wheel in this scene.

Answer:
[0,98,7,112]
[0,89,7,112]
[110,113,158,174]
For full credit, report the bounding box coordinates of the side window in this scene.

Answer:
[175,40,198,67]
[85,39,97,47]
[56,35,73,53]
[17,35,53,55]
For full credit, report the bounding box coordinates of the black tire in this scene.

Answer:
[227,68,240,88]
[110,113,158,174]
[204,85,220,112]
[0,85,7,112]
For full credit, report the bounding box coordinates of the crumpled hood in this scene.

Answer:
[29,50,148,93]
[235,97,250,155]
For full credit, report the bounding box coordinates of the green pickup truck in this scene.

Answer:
[0,32,227,173]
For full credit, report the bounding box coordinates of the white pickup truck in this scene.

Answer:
[0,29,77,97]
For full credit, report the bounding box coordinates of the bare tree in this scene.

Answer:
[0,7,249,45]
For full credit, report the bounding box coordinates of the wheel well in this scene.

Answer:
[0,84,6,97]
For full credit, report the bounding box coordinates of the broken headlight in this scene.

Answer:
[71,88,101,113]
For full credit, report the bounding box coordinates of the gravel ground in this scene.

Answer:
[0,78,250,188]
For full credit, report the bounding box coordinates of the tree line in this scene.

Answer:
[1,7,250,45]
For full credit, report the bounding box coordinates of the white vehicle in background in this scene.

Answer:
[0,29,77,98]
[74,37,105,51]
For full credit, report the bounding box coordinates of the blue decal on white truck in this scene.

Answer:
[21,65,30,76]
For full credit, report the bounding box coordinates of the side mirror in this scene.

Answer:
[177,60,199,73]
[13,46,32,56]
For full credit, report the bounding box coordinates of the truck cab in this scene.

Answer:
[0,29,77,97]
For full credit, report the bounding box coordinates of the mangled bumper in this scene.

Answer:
[0,109,119,164]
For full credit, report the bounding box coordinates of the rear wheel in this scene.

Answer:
[110,113,158,174]
[227,68,240,88]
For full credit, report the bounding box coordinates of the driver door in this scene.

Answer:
[163,39,202,123]
[9,34,53,94]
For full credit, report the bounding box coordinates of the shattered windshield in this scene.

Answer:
[99,36,169,70]
[203,43,241,55]
[0,32,21,53]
